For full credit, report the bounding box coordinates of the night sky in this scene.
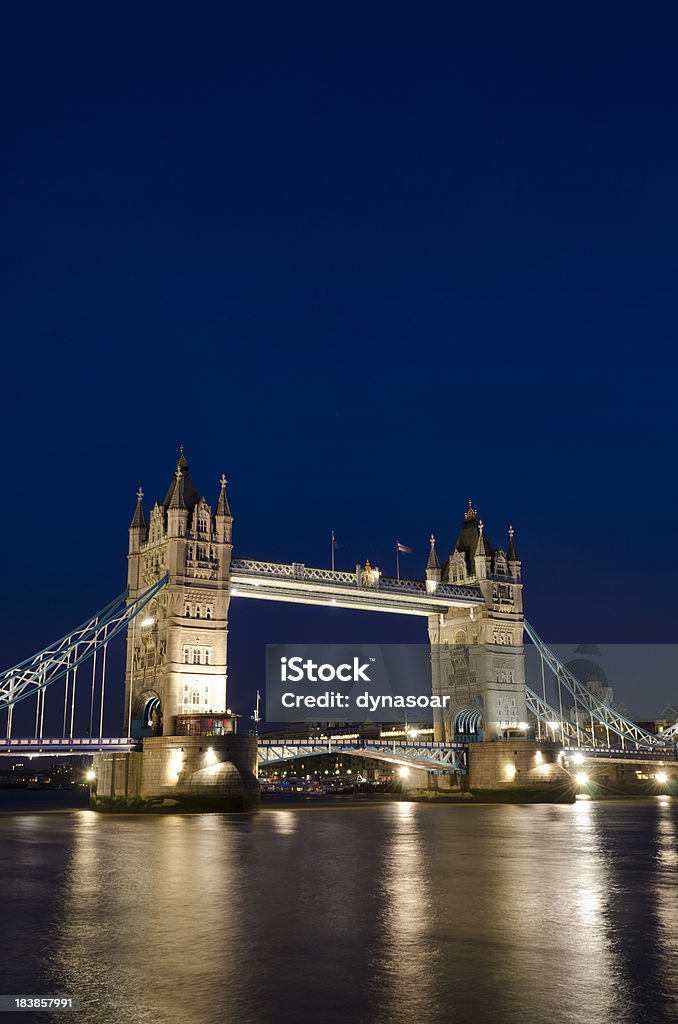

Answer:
[1,3,676,725]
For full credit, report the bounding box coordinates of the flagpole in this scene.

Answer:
[396,541,400,582]
[331,530,335,572]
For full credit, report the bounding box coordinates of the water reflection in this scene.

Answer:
[372,802,440,1022]
[2,801,678,1024]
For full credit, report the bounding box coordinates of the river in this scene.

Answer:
[1,795,676,1023]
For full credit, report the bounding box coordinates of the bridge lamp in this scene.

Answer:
[399,767,410,778]
[504,764,517,780]
[656,771,668,784]
[575,771,588,786]
[572,753,585,766]
[85,769,96,782]
[140,617,155,629]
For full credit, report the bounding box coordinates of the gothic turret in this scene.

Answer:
[426,534,441,580]
[507,524,521,579]
[474,520,491,580]
[167,467,188,537]
[128,487,148,553]
[215,473,233,544]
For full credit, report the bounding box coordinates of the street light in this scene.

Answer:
[140,617,155,628]
[656,771,668,784]
[575,771,588,785]
[85,769,96,782]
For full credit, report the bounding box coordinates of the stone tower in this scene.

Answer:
[125,449,233,737]
[427,502,526,742]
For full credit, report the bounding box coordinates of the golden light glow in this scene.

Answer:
[168,749,184,782]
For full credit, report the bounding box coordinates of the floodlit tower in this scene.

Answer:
[124,449,233,737]
[427,502,526,742]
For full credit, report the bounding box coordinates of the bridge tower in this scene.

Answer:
[427,502,527,742]
[125,449,233,737]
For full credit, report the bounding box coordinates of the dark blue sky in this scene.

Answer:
[1,3,676,722]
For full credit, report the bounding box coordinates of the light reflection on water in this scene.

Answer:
[1,801,677,1024]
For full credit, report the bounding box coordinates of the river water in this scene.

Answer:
[1,796,677,1024]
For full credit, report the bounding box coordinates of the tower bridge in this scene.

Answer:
[0,449,675,807]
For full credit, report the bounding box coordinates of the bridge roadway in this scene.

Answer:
[0,735,469,771]
[257,738,469,773]
[1,737,674,767]
[0,737,137,756]
[230,559,484,615]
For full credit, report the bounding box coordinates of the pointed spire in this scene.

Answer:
[215,472,231,517]
[475,519,488,557]
[163,448,199,512]
[426,533,440,571]
[130,486,147,530]
[168,467,186,510]
[507,524,519,561]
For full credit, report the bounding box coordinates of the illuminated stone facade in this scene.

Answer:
[125,450,233,737]
[426,503,527,742]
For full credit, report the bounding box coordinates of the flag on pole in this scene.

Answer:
[331,530,338,571]
[395,540,411,581]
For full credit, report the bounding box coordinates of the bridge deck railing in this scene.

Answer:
[231,559,483,603]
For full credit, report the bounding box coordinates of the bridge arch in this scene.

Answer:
[448,705,483,742]
[133,689,163,737]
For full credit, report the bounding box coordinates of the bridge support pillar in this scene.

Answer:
[92,734,259,812]
[467,740,566,791]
